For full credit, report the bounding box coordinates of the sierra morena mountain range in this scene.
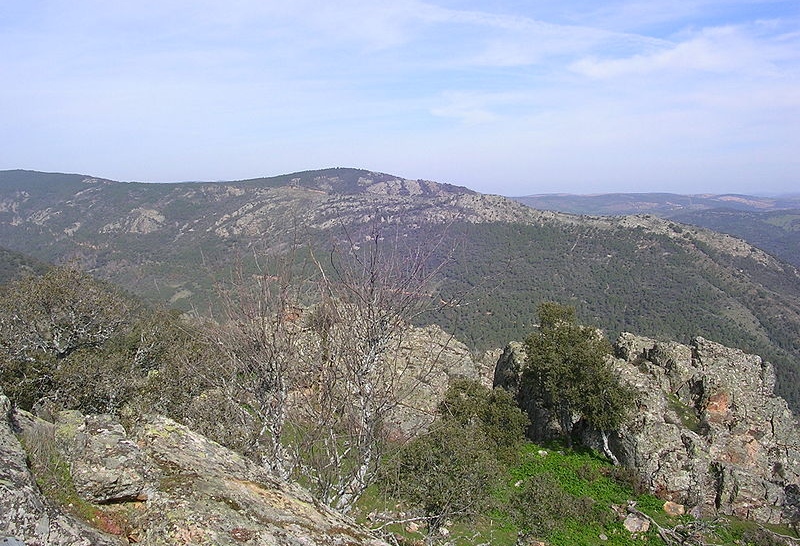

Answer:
[1,167,800,411]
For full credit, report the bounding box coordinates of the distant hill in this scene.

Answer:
[511,192,800,268]
[511,192,800,216]
[2,169,800,411]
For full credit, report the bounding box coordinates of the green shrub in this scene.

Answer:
[438,378,529,465]
[508,473,599,537]
[381,419,501,536]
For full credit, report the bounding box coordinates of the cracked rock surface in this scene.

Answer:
[496,334,800,524]
[1,391,389,546]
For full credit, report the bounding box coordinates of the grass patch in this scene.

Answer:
[667,393,702,433]
[361,439,795,545]
[361,440,670,545]
[506,442,664,546]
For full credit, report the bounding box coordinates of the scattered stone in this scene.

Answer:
[623,513,651,534]
[599,533,608,541]
[611,504,627,519]
[663,501,686,517]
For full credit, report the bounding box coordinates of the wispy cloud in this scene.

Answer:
[571,22,799,78]
[1,1,798,193]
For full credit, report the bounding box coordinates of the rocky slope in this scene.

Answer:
[1,389,390,546]
[495,335,800,525]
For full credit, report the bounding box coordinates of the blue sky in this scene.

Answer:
[1,1,798,195]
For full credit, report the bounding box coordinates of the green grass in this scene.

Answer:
[505,442,664,546]
[357,440,800,545]
[356,441,665,545]
[667,394,702,433]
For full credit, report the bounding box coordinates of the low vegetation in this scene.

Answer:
[2,260,798,545]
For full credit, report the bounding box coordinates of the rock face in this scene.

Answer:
[0,393,120,546]
[387,324,487,438]
[493,341,564,441]
[54,411,151,504]
[608,334,800,524]
[1,391,389,546]
[128,415,388,546]
[496,334,800,525]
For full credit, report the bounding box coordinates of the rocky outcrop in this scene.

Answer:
[1,391,389,546]
[497,334,800,525]
[387,324,488,438]
[605,334,800,524]
[54,411,151,504]
[493,341,566,441]
[127,414,389,546]
[0,393,120,546]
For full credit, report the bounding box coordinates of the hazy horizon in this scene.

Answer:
[2,1,798,196]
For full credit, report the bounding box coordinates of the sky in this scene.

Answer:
[0,1,798,196]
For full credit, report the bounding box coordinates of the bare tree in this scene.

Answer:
[210,223,456,511]
[210,246,311,479]
[295,226,452,511]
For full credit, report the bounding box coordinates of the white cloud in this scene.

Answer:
[571,23,796,78]
[1,1,798,193]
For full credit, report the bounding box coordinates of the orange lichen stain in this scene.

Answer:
[705,391,730,423]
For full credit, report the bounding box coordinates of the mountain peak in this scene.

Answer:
[234,167,476,197]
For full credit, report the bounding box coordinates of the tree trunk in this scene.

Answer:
[601,429,620,466]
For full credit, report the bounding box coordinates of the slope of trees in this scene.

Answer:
[415,221,800,411]
[3,170,800,413]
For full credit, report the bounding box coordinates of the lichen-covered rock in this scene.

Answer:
[1,388,389,545]
[387,324,484,438]
[498,333,800,525]
[606,334,800,524]
[54,411,151,504]
[130,415,389,546]
[0,392,121,546]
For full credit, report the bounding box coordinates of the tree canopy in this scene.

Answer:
[523,302,636,454]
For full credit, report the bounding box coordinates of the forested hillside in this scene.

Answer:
[0,246,49,285]
[670,209,800,268]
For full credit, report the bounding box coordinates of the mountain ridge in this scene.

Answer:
[2,168,800,412]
